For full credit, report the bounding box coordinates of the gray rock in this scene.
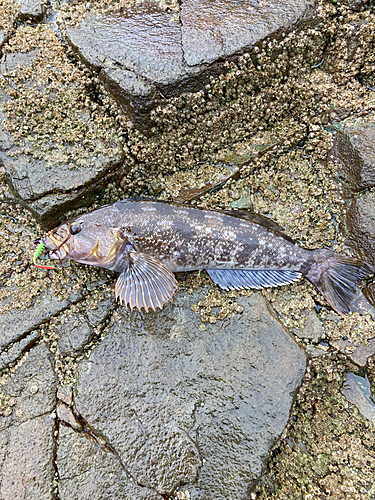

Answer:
[57,425,163,500]
[0,342,57,429]
[0,48,124,228]
[55,294,115,356]
[293,309,324,341]
[331,123,375,191]
[56,403,82,430]
[0,289,82,352]
[180,0,314,66]
[342,372,375,423]
[0,415,56,500]
[19,0,48,21]
[63,1,203,130]
[74,289,306,498]
[0,342,57,499]
[346,192,375,269]
[0,330,39,370]
[334,338,375,368]
[62,0,315,129]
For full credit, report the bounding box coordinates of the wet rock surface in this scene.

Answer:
[0,26,124,227]
[346,192,375,268]
[331,122,375,190]
[74,290,306,498]
[180,0,314,66]
[0,288,83,352]
[342,372,375,423]
[61,0,315,129]
[0,342,57,499]
[1,0,375,497]
[57,425,163,500]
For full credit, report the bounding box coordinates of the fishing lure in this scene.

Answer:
[33,242,56,270]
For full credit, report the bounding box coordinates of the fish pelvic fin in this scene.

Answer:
[306,250,373,316]
[115,252,178,312]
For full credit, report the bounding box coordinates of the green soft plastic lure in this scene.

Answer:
[33,242,56,270]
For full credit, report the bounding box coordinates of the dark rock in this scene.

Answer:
[346,192,375,268]
[74,289,306,498]
[0,343,57,499]
[62,1,203,131]
[57,425,163,500]
[331,123,375,190]
[62,0,315,129]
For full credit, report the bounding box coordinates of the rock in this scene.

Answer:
[331,123,375,190]
[18,0,48,22]
[62,0,315,129]
[341,372,375,423]
[0,330,39,370]
[180,0,314,66]
[345,192,375,269]
[0,28,124,228]
[364,282,375,307]
[57,425,163,499]
[55,294,115,356]
[293,309,324,342]
[73,289,306,498]
[334,338,375,368]
[57,385,73,406]
[0,415,56,500]
[56,403,82,430]
[0,343,57,499]
[0,289,83,353]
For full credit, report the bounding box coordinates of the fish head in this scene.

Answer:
[42,215,126,269]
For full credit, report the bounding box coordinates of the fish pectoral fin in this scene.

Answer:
[206,269,301,291]
[115,252,178,312]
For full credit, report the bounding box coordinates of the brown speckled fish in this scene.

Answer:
[41,199,373,315]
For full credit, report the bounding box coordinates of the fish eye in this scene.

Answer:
[69,223,82,235]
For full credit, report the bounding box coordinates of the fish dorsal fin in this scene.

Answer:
[206,269,301,291]
[115,199,295,244]
[222,210,295,244]
[115,252,178,312]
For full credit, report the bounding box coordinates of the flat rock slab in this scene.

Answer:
[62,0,314,129]
[331,122,375,190]
[74,289,306,498]
[57,425,164,500]
[0,342,57,499]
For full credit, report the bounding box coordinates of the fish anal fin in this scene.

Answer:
[206,268,301,291]
[115,252,178,312]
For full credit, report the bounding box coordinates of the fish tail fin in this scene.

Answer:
[307,251,373,316]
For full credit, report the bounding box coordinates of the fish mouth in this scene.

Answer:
[42,233,70,261]
[49,246,69,261]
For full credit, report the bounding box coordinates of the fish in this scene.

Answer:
[40,198,373,315]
